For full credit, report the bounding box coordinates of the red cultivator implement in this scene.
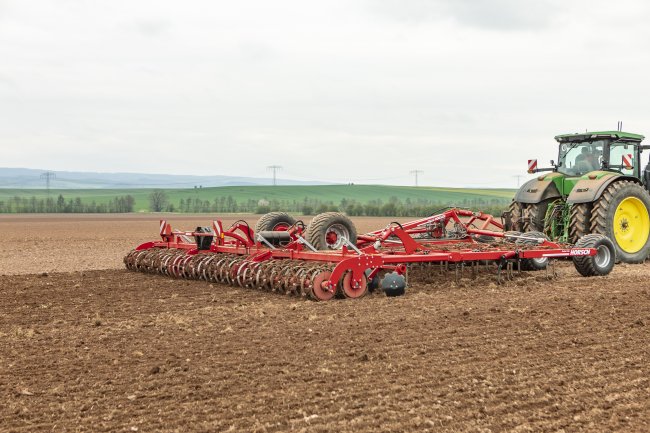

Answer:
[124,208,616,301]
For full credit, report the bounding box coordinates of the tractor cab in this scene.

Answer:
[554,131,645,180]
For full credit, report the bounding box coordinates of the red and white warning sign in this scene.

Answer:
[622,154,633,169]
[527,159,538,173]
[159,220,171,236]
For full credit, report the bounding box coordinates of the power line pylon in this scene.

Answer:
[410,169,423,187]
[40,171,56,194]
[267,165,282,186]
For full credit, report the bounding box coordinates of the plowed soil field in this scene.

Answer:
[1,214,649,432]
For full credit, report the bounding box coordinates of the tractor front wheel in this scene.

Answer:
[590,181,650,263]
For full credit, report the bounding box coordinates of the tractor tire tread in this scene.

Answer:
[523,200,550,233]
[569,203,592,244]
[589,180,650,263]
[506,201,525,232]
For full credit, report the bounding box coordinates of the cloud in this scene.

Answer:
[369,0,562,30]
[0,71,16,89]
[133,19,171,37]
[0,0,8,21]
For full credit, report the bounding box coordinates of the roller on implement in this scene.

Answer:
[124,208,616,301]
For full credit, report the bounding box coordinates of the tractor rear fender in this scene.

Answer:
[514,178,561,204]
[567,174,641,204]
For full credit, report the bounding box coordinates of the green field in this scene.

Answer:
[0,184,516,213]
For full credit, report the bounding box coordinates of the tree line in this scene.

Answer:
[150,190,509,217]
[0,190,509,216]
[0,194,135,213]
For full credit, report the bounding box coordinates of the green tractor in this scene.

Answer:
[504,130,650,263]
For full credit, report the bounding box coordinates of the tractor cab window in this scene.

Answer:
[558,140,604,175]
[609,143,636,176]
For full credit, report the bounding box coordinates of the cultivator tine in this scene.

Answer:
[496,259,506,285]
[546,259,558,280]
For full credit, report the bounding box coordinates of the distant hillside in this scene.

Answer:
[0,167,326,188]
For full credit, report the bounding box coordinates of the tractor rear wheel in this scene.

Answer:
[569,203,592,244]
[590,181,650,263]
[505,201,525,232]
[524,200,550,232]
[255,212,296,232]
[304,212,357,250]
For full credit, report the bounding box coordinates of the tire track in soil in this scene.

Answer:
[1,264,649,432]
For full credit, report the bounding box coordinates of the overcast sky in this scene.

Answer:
[2,0,650,187]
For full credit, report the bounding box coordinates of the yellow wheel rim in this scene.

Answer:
[614,197,650,253]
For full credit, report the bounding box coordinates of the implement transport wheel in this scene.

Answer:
[305,212,357,250]
[516,231,549,271]
[590,181,650,263]
[254,212,296,232]
[569,203,592,244]
[572,234,616,276]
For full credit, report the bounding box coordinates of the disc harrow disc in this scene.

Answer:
[341,271,368,299]
[309,269,337,301]
[123,248,359,301]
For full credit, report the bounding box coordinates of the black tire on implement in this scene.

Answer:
[572,234,616,276]
[254,212,296,233]
[503,231,522,243]
[516,231,549,271]
[304,212,357,250]
[473,234,496,243]
[590,180,650,263]
[569,203,592,244]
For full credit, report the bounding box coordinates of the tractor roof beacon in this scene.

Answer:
[505,129,650,264]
